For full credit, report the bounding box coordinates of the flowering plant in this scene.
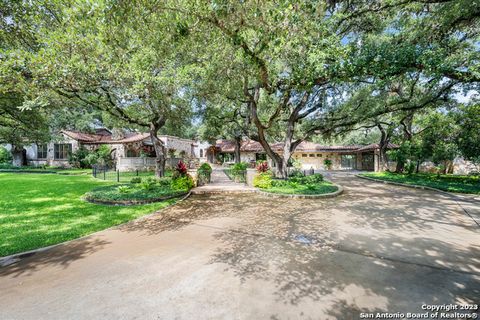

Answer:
[175,160,188,176]
[256,161,269,173]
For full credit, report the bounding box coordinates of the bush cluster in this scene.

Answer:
[288,173,324,184]
[256,173,324,190]
[171,175,195,190]
[0,147,12,164]
[129,173,194,192]
[197,162,212,185]
[69,145,112,168]
[173,160,188,178]
[253,172,272,189]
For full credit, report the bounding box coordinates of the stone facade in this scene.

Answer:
[6,133,80,167]
[3,130,208,171]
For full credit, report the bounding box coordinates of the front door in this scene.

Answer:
[361,153,374,171]
[341,154,356,170]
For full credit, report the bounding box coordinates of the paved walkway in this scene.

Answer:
[191,169,255,194]
[1,173,479,319]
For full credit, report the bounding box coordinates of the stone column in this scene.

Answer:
[246,168,256,187]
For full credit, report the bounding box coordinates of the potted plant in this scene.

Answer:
[324,159,333,170]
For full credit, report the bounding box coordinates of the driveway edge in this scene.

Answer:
[356,174,480,227]
[355,174,473,197]
[0,192,192,267]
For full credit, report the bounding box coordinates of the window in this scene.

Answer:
[200,149,204,157]
[255,153,267,161]
[126,149,138,157]
[309,154,315,157]
[302,154,307,157]
[54,144,72,160]
[37,144,48,159]
[317,154,322,157]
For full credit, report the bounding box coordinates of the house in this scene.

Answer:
[7,128,205,171]
[212,139,398,172]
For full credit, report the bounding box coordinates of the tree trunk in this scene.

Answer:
[149,124,166,178]
[377,124,390,171]
[247,89,286,178]
[416,160,420,173]
[234,136,241,164]
[395,161,405,173]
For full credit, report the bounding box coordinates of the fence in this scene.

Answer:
[92,166,157,182]
[224,169,247,184]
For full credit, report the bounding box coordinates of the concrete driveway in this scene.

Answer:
[1,174,479,320]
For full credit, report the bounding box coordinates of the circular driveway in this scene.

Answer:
[1,174,479,319]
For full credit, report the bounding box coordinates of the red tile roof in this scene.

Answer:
[62,130,149,144]
[356,143,399,152]
[216,139,398,153]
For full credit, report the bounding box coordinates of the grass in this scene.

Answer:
[0,166,91,175]
[361,172,480,194]
[0,173,179,257]
[264,180,338,195]
[85,183,186,202]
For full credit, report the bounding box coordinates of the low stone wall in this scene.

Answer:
[116,157,156,171]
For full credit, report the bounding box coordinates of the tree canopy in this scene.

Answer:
[1,0,478,175]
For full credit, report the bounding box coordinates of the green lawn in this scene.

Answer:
[361,172,480,194]
[0,173,178,257]
[0,167,91,175]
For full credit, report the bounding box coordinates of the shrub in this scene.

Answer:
[305,184,316,191]
[0,146,13,164]
[95,145,112,166]
[130,177,142,184]
[157,177,172,187]
[288,181,300,189]
[271,179,288,187]
[324,159,333,170]
[171,174,195,191]
[117,185,131,193]
[197,163,212,185]
[68,147,90,168]
[287,173,323,185]
[405,161,416,175]
[288,169,304,178]
[174,160,188,177]
[198,162,212,173]
[232,162,248,171]
[253,172,272,189]
[68,145,112,168]
[140,177,157,190]
[304,173,324,183]
[256,161,269,173]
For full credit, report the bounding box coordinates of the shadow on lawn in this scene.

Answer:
[0,237,110,278]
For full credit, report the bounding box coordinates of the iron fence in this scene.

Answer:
[92,166,157,182]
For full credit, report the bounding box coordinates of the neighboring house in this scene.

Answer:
[213,139,397,172]
[6,128,205,171]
